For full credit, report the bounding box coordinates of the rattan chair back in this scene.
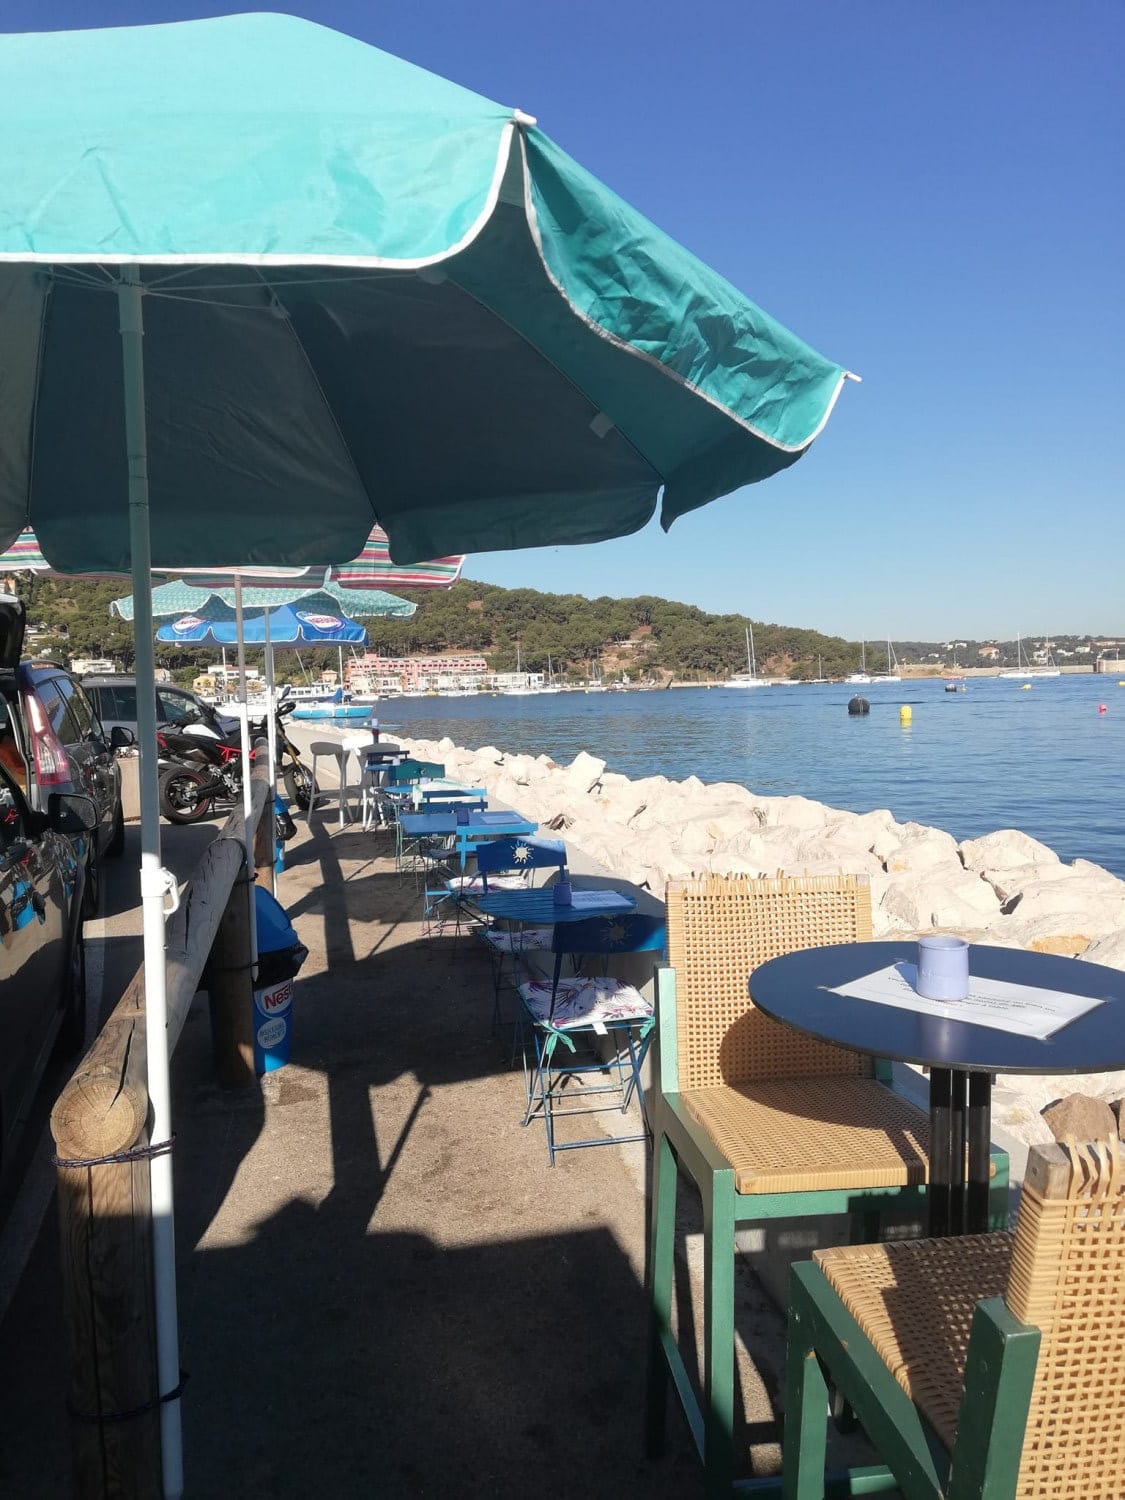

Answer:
[665,873,874,1089]
[1005,1136,1125,1498]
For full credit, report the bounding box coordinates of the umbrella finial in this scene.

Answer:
[512,108,538,127]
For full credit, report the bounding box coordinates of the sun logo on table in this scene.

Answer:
[604,919,628,947]
[512,844,532,863]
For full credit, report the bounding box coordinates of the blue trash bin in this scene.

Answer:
[253,886,308,1074]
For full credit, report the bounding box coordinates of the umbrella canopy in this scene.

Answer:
[111,578,417,622]
[157,601,367,647]
[0,13,851,574]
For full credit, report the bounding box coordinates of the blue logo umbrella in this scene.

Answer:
[157,601,367,647]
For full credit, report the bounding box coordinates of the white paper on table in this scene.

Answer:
[824,963,1104,1040]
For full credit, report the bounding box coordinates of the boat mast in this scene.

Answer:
[746,623,757,677]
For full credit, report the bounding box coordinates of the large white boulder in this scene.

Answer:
[999,877,1125,942]
[874,822,962,877]
[564,750,607,792]
[754,795,832,831]
[1082,930,1125,971]
[959,828,1061,877]
[879,868,1003,934]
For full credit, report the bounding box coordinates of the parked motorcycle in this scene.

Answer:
[158,701,316,824]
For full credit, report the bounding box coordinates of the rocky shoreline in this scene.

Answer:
[400,734,1125,1147]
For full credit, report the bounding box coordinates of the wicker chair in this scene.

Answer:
[645,873,1009,1497]
[784,1135,1125,1499]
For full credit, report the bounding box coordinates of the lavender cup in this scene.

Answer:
[916,936,969,1000]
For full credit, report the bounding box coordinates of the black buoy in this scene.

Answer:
[847,695,870,716]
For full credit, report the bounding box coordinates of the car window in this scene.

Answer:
[74,682,108,739]
[156,689,199,725]
[109,684,138,722]
[59,677,98,740]
[0,697,27,793]
[36,677,81,746]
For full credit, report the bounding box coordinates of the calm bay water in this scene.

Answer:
[381,677,1125,876]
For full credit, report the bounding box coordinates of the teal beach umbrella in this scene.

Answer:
[110,579,417,623]
[0,17,853,1493]
[0,14,852,575]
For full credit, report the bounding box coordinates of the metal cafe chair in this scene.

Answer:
[519,911,666,1165]
[784,1135,1125,1499]
[645,873,1009,1498]
[423,831,564,940]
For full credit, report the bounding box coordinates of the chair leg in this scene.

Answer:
[645,1125,678,1458]
[781,1276,831,1500]
[703,1172,737,1499]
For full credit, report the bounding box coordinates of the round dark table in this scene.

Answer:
[750,941,1125,1235]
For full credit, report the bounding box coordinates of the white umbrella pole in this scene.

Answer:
[119,266,184,1500]
[232,575,257,962]
[264,613,278,895]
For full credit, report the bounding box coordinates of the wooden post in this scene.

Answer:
[52,1007,161,1499]
[50,772,271,1496]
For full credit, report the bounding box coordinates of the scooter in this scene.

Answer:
[157,701,315,824]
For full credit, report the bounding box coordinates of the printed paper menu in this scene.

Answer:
[825,963,1103,1040]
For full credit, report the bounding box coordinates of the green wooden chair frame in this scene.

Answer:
[782,1137,1125,1499]
[644,874,1010,1499]
[783,1262,1038,1499]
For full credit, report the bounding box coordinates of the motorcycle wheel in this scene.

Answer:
[160,766,215,824]
[284,763,317,811]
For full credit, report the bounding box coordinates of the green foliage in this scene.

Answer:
[21,574,1092,682]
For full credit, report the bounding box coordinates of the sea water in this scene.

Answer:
[377,676,1125,877]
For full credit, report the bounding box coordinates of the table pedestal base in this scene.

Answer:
[928,1068,992,1236]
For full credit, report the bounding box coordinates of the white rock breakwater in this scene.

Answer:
[400,735,1125,1146]
[404,735,1125,962]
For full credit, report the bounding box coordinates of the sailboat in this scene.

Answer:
[807,652,829,684]
[585,658,607,691]
[725,624,769,688]
[845,640,871,685]
[870,638,901,684]
[999,633,1061,680]
[538,651,563,693]
[501,640,538,695]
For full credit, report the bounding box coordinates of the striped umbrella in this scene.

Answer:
[1,524,463,592]
[172,524,464,594]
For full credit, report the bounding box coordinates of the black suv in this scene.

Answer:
[0,601,129,915]
[0,760,95,1178]
[82,674,237,742]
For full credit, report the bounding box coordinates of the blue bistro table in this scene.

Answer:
[475,887,637,924]
[750,941,1125,1236]
[398,808,538,870]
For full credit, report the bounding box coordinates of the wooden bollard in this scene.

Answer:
[207,859,257,1089]
[51,1007,162,1498]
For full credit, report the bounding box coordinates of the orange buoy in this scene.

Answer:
[1098,704,1107,715]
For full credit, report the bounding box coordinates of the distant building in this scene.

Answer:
[70,656,118,675]
[347,652,490,694]
[977,645,1000,661]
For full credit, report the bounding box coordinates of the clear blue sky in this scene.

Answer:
[7,2,1122,639]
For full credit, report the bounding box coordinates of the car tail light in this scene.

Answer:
[25,691,71,787]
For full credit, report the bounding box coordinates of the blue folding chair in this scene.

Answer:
[423,831,564,940]
[519,912,666,1164]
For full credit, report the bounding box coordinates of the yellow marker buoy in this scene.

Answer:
[1020,684,1032,691]
[899,705,912,725]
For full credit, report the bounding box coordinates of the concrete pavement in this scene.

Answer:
[0,754,873,1496]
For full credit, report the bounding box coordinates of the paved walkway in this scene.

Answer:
[0,794,872,1496]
